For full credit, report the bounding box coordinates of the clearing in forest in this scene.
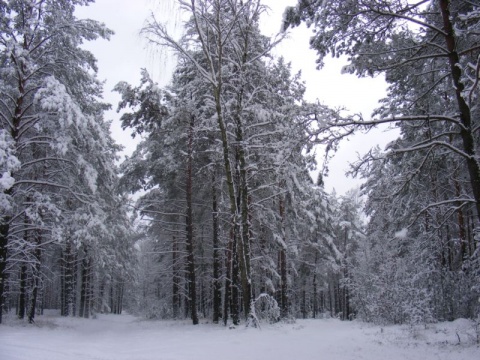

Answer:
[0,313,478,360]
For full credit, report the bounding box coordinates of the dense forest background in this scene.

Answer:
[0,0,479,327]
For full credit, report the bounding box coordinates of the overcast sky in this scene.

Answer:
[76,0,398,195]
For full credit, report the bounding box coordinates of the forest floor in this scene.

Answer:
[0,311,479,360]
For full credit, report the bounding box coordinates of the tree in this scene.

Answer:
[0,0,134,323]
[284,0,480,222]
[142,0,286,323]
[115,0,330,325]
[116,66,205,324]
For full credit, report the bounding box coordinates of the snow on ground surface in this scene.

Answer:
[1,312,479,360]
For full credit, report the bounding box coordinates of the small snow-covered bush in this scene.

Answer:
[252,293,280,324]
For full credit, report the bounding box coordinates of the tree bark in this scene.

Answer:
[231,231,240,326]
[0,216,10,324]
[62,239,75,316]
[279,197,288,318]
[172,235,180,319]
[439,0,480,223]
[27,231,42,323]
[212,175,222,324]
[223,229,232,326]
[237,118,253,320]
[79,253,92,319]
[18,264,27,319]
[312,253,318,319]
[186,115,199,325]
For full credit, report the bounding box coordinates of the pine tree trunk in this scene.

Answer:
[19,216,29,320]
[233,84,254,321]
[0,221,10,324]
[0,44,27,325]
[18,264,27,319]
[213,83,246,323]
[302,278,307,319]
[79,254,91,318]
[62,240,75,316]
[109,286,114,314]
[119,283,124,314]
[455,178,467,267]
[172,235,180,319]
[313,254,318,319]
[223,230,232,326]
[98,279,105,314]
[28,233,42,324]
[279,197,288,318]
[439,0,480,223]
[279,248,288,318]
[231,233,240,326]
[86,259,93,318]
[186,115,198,325]
[343,229,350,320]
[212,176,222,324]
[238,140,253,320]
[343,267,350,320]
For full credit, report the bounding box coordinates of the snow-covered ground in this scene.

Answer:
[0,312,479,360]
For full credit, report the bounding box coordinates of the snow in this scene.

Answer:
[0,171,15,191]
[395,228,408,239]
[1,313,478,360]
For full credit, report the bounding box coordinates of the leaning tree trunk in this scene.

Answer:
[439,0,480,223]
[213,84,244,325]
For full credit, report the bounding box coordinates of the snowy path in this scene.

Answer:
[0,314,478,360]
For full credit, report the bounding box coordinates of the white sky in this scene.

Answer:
[75,0,399,195]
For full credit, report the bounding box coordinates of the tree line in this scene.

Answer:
[0,0,134,324]
[0,0,478,327]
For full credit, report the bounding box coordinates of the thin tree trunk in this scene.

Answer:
[231,232,240,326]
[313,253,318,319]
[212,174,222,324]
[238,139,253,320]
[18,264,27,319]
[186,115,198,325]
[118,283,124,314]
[223,229,232,326]
[279,197,288,318]
[62,239,75,316]
[28,232,42,323]
[79,253,91,319]
[343,267,350,320]
[0,221,10,324]
[172,235,180,319]
[343,228,350,320]
[455,178,467,267]
[302,277,307,319]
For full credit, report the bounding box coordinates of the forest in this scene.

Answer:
[0,0,479,330]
